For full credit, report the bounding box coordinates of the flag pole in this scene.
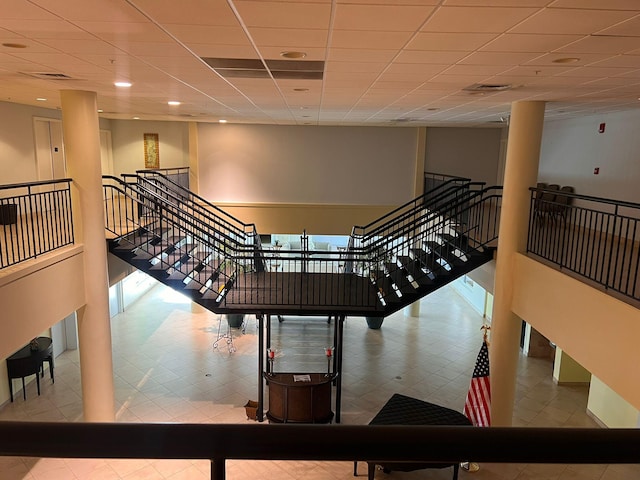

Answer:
[461,324,491,473]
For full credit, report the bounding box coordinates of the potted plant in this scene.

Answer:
[226,314,245,329]
[366,316,384,330]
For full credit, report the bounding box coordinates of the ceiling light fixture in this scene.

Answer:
[36,98,47,102]
[280,51,307,59]
[553,57,580,64]
[97,109,103,113]
[167,101,181,106]
[219,119,228,123]
[114,81,132,88]
[133,116,140,120]
[2,43,27,48]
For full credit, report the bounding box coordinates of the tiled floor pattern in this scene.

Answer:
[1,283,638,479]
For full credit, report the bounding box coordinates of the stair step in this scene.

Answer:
[384,262,417,295]
[113,226,168,252]
[184,261,222,289]
[371,271,402,304]
[397,255,435,285]
[149,243,196,271]
[410,248,451,276]
[424,240,466,267]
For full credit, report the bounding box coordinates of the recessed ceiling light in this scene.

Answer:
[36,97,47,102]
[133,116,140,120]
[97,109,103,113]
[553,57,580,64]
[219,119,228,123]
[2,43,27,49]
[114,81,132,88]
[168,101,181,106]
[280,51,307,59]
[293,88,309,92]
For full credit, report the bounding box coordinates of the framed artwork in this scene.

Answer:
[143,133,159,168]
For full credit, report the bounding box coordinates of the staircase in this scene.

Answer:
[103,173,501,318]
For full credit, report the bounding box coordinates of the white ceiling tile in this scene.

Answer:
[510,8,636,35]
[0,0,59,20]
[557,66,638,78]
[333,4,436,32]
[117,42,189,57]
[555,35,640,55]
[480,33,584,53]
[385,63,448,76]
[189,44,258,59]
[165,25,250,46]
[589,55,640,69]
[459,51,544,65]
[132,0,239,26]
[598,16,640,37]
[38,38,122,55]
[331,30,412,50]
[444,0,550,5]
[78,22,171,43]
[250,28,328,48]
[394,50,469,64]
[422,6,539,33]
[234,1,331,29]
[524,52,613,66]
[31,0,148,22]
[0,20,91,40]
[550,0,640,10]
[443,64,512,76]
[326,62,387,73]
[407,32,498,51]
[328,48,398,63]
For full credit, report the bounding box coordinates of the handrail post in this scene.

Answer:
[211,457,226,480]
[604,205,619,290]
[28,184,37,259]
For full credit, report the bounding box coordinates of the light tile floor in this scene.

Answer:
[1,283,638,479]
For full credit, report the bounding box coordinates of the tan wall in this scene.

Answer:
[0,247,86,405]
[588,376,640,428]
[512,253,640,410]
[215,203,397,235]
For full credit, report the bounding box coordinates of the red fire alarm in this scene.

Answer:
[599,123,606,133]
[594,167,600,175]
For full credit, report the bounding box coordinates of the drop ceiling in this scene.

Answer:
[2,0,640,126]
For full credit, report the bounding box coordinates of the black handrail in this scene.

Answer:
[0,422,638,480]
[528,187,640,303]
[136,170,256,235]
[353,176,472,235]
[0,178,74,269]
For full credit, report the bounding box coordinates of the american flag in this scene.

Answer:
[464,340,491,427]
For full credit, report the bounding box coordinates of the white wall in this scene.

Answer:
[424,127,504,186]
[110,120,189,175]
[540,110,640,202]
[197,124,418,205]
[0,101,61,184]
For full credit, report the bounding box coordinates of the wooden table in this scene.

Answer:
[6,337,54,402]
[265,372,335,423]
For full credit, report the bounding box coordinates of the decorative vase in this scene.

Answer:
[366,317,384,330]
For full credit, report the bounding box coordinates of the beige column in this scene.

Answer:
[408,127,427,318]
[490,101,545,426]
[61,90,115,422]
[188,121,200,195]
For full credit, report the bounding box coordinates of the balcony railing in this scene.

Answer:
[528,187,640,302]
[0,179,74,269]
[0,421,638,480]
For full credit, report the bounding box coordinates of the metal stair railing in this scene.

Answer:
[103,177,242,297]
[134,171,268,273]
[359,186,501,309]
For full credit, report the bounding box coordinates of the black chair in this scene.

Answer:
[535,184,560,224]
[551,185,574,223]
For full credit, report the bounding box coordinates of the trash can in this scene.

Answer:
[0,204,17,225]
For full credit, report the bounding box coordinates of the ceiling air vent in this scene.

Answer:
[21,72,75,80]
[202,57,324,80]
[464,83,512,92]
